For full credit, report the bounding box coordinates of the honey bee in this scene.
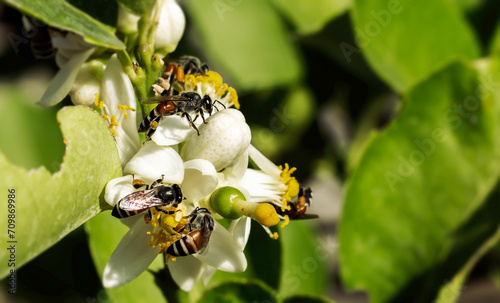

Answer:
[138,91,226,139]
[273,187,316,220]
[167,207,214,257]
[112,176,183,220]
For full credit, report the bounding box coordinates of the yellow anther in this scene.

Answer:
[94,93,104,108]
[202,71,223,86]
[281,215,290,228]
[117,104,136,120]
[171,257,177,262]
[184,74,198,88]
[278,163,300,210]
[228,87,239,109]
[270,232,279,240]
[102,114,109,121]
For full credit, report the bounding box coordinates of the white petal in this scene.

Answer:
[104,175,136,207]
[194,221,247,272]
[117,4,140,34]
[152,116,195,146]
[201,265,217,286]
[103,219,161,288]
[155,0,185,52]
[229,217,251,251]
[168,256,204,291]
[38,47,95,107]
[220,151,248,183]
[181,159,218,204]
[124,141,184,184]
[247,144,281,177]
[101,55,141,166]
[181,109,251,171]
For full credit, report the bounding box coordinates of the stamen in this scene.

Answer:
[281,215,290,228]
[94,93,104,108]
[108,115,119,137]
[278,163,300,211]
[117,104,136,120]
[145,204,189,256]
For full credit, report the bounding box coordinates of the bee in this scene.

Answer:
[273,187,316,220]
[138,91,226,139]
[167,207,214,257]
[161,57,210,96]
[22,16,56,59]
[111,176,183,220]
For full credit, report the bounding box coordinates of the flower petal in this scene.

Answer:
[38,47,95,107]
[103,219,160,288]
[124,141,184,184]
[104,175,136,207]
[229,217,251,251]
[194,221,247,272]
[168,255,204,291]
[155,0,185,52]
[181,159,218,204]
[102,55,141,166]
[218,151,248,186]
[201,265,217,286]
[152,116,195,146]
[247,144,281,176]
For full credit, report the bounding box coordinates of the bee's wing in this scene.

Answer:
[118,189,167,211]
[290,214,320,220]
[140,95,191,104]
[197,216,214,255]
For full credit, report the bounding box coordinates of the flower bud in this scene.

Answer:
[69,60,105,106]
[117,4,140,34]
[154,0,185,53]
[181,109,251,171]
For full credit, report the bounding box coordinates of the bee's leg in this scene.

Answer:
[156,208,180,216]
[132,176,148,190]
[200,110,207,123]
[214,100,226,110]
[144,209,153,224]
[183,113,200,135]
[150,175,165,188]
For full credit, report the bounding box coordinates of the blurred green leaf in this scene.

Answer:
[339,61,500,302]
[116,0,155,15]
[279,221,330,298]
[271,0,351,35]
[200,279,278,303]
[1,0,125,49]
[451,0,486,12]
[185,0,303,90]
[489,22,500,55]
[0,84,64,173]
[0,106,122,278]
[351,0,480,92]
[283,294,335,303]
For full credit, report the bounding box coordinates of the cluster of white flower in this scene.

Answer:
[35,0,308,292]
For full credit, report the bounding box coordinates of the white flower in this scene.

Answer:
[103,141,247,289]
[154,0,185,53]
[69,60,105,106]
[151,71,240,145]
[117,4,140,34]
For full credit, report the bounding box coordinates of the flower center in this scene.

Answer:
[94,93,136,137]
[183,71,240,109]
[146,204,190,257]
[278,163,300,212]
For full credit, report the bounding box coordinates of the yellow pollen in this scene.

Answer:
[184,74,198,88]
[94,93,104,109]
[108,115,119,137]
[146,204,189,256]
[281,215,290,228]
[117,104,136,120]
[278,163,300,211]
[151,121,159,129]
[270,232,279,240]
[228,87,239,109]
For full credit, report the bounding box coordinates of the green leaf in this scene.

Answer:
[451,0,486,12]
[271,0,351,35]
[352,0,480,92]
[338,61,500,302]
[489,22,500,56]
[85,212,168,303]
[0,106,122,278]
[67,0,118,28]
[185,0,303,90]
[0,84,64,173]
[1,0,125,49]
[200,279,278,303]
[117,0,155,15]
[279,221,331,298]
